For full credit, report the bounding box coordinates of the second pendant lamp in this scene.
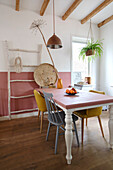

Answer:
[47,0,62,49]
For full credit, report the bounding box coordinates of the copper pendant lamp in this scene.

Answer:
[47,0,62,49]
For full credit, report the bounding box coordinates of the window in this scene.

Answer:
[71,37,91,85]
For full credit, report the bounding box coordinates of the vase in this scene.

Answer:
[57,78,63,89]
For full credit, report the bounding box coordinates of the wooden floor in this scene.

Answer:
[0,111,113,170]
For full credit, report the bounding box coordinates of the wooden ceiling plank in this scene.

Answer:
[40,0,50,16]
[98,15,113,28]
[16,0,20,11]
[81,0,113,24]
[62,0,83,21]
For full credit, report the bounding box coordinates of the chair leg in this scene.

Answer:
[97,116,104,138]
[38,110,40,119]
[55,126,59,154]
[40,111,44,133]
[46,122,51,141]
[81,118,84,145]
[73,121,79,147]
[86,118,88,127]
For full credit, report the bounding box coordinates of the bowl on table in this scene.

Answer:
[65,88,78,95]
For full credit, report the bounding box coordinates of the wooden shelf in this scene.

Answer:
[10,80,35,82]
[11,94,34,99]
[11,108,38,114]
[8,48,40,53]
[10,65,38,67]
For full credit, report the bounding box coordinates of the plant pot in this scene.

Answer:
[86,49,95,56]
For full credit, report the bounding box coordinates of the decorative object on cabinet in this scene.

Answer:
[74,84,83,90]
[74,83,93,92]
[85,76,91,84]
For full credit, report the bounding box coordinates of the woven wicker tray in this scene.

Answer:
[34,63,58,87]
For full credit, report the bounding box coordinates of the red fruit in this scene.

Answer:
[72,88,76,91]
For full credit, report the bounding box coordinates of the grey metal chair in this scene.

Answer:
[74,84,83,90]
[43,91,79,154]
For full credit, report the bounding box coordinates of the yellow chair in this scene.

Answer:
[34,90,47,133]
[73,90,105,145]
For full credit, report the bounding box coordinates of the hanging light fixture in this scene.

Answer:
[47,0,62,49]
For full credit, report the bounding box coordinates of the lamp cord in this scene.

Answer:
[53,0,55,34]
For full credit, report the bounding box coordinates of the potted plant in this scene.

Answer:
[79,39,103,62]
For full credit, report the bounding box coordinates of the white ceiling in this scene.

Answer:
[0,0,113,24]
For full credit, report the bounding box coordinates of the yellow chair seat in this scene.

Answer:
[74,107,102,118]
[74,110,87,118]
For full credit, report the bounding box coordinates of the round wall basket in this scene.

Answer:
[34,63,58,87]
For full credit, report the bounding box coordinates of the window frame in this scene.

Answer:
[71,36,91,86]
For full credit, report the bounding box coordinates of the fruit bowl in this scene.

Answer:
[65,93,76,96]
[65,88,78,95]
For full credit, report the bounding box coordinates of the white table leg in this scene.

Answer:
[109,105,113,149]
[65,110,73,164]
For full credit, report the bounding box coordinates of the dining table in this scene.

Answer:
[37,88,113,165]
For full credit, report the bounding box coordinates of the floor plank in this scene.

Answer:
[0,111,113,170]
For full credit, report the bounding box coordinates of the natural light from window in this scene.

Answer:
[72,40,90,85]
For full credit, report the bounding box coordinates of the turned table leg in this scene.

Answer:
[65,110,73,164]
[109,105,113,149]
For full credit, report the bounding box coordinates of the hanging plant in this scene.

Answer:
[79,20,103,62]
[79,39,103,62]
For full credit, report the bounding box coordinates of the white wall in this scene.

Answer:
[0,4,99,88]
[100,21,113,95]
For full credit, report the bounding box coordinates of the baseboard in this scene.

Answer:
[0,116,9,121]
[0,111,38,121]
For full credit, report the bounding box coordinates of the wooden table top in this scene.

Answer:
[36,88,113,109]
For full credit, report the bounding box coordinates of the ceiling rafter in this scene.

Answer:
[15,0,20,11]
[81,0,113,24]
[40,0,50,16]
[62,0,83,21]
[98,15,113,28]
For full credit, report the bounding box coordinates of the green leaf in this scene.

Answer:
[78,39,103,62]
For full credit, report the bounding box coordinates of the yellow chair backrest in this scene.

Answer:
[34,90,47,112]
[86,90,105,117]
[89,90,105,95]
